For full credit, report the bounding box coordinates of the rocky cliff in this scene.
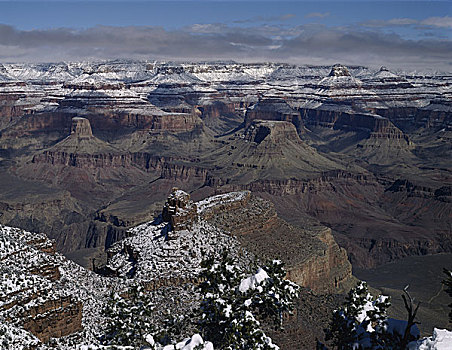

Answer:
[245,99,304,131]
[201,191,355,293]
[206,169,451,268]
[0,224,137,348]
[104,189,354,293]
[0,226,83,343]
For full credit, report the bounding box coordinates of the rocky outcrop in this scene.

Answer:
[0,82,42,130]
[70,117,93,138]
[203,193,355,293]
[302,108,411,141]
[245,99,304,132]
[244,119,302,144]
[32,151,132,168]
[206,170,451,268]
[212,170,372,196]
[162,188,198,230]
[328,64,351,77]
[197,100,250,120]
[0,227,84,344]
[385,179,432,196]
[28,116,137,173]
[285,227,354,293]
[345,236,446,268]
[198,191,252,221]
[148,112,203,132]
[22,297,83,343]
[159,162,209,181]
[104,190,354,293]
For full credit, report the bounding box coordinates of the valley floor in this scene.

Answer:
[354,253,452,335]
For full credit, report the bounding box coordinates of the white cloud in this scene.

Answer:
[305,12,330,19]
[420,16,452,29]
[361,16,452,29]
[0,23,450,70]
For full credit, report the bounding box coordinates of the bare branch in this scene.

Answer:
[401,286,421,348]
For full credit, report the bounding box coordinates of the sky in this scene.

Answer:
[0,1,451,69]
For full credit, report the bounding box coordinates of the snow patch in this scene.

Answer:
[410,328,452,350]
[239,268,269,293]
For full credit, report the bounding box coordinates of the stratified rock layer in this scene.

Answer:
[0,226,83,343]
[203,192,355,293]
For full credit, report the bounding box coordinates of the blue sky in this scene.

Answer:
[1,1,449,34]
[0,1,450,68]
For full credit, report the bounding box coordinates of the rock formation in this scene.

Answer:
[0,226,83,344]
[106,190,355,293]
[328,64,352,77]
[244,99,303,131]
[162,188,198,230]
[244,119,302,144]
[202,192,355,293]
[70,117,93,138]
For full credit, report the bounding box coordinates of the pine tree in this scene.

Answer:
[102,284,156,348]
[197,251,299,350]
[322,282,420,349]
[246,259,300,330]
[325,281,378,349]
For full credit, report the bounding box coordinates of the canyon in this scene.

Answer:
[0,59,450,347]
[0,61,449,270]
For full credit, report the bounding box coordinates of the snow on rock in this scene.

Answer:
[239,268,270,293]
[172,334,214,350]
[197,191,250,216]
[0,322,40,349]
[0,224,130,348]
[0,60,450,131]
[107,191,254,280]
[375,66,399,79]
[106,220,243,280]
[410,328,452,350]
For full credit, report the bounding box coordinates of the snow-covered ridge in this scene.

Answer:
[0,60,449,85]
[0,224,129,348]
[107,220,243,280]
[107,191,253,280]
[0,60,450,122]
[197,191,250,216]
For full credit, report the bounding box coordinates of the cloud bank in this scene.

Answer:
[360,16,452,29]
[0,22,450,69]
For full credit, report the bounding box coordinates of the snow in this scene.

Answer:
[0,60,449,122]
[172,334,213,350]
[106,191,257,282]
[76,336,214,350]
[145,334,155,346]
[197,191,249,215]
[0,224,131,349]
[239,268,269,293]
[410,328,452,350]
[0,322,40,349]
[107,220,243,280]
